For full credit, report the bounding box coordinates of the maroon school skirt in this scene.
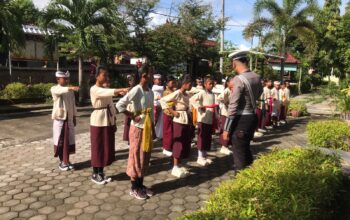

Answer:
[265,105,272,126]
[172,122,192,159]
[197,122,213,151]
[123,115,132,142]
[154,105,161,125]
[219,115,231,147]
[54,120,75,164]
[162,113,173,151]
[90,125,116,167]
[280,105,286,120]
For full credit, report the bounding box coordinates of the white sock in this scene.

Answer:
[173,165,180,169]
[198,150,206,158]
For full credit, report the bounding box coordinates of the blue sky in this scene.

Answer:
[33,0,347,49]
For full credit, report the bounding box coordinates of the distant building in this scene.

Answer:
[0,25,58,68]
[268,52,300,81]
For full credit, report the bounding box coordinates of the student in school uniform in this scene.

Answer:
[254,79,267,138]
[190,76,218,166]
[122,75,136,146]
[279,82,290,124]
[90,66,128,185]
[212,78,225,133]
[264,80,273,129]
[116,64,155,200]
[152,74,164,140]
[271,81,282,126]
[217,77,233,155]
[188,77,204,96]
[160,75,193,178]
[51,71,79,171]
[162,76,177,157]
[256,80,268,133]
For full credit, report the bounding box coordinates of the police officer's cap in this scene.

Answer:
[228,50,250,61]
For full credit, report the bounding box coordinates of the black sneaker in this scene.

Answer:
[67,163,74,170]
[58,162,69,171]
[100,173,112,183]
[91,174,105,185]
[141,185,154,197]
[129,189,148,200]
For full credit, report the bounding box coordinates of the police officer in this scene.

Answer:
[223,50,263,171]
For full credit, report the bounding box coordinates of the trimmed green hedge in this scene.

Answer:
[0,82,55,100]
[307,120,350,151]
[180,148,343,220]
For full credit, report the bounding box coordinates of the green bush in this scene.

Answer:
[289,99,307,115]
[28,83,55,99]
[0,82,55,100]
[307,120,350,151]
[180,148,343,220]
[0,82,29,99]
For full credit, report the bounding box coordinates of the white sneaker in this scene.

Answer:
[171,167,188,178]
[181,167,190,174]
[258,128,267,133]
[162,149,173,157]
[206,158,213,164]
[220,146,232,155]
[254,132,264,138]
[277,122,281,127]
[197,157,209,166]
[280,120,286,124]
[265,126,273,130]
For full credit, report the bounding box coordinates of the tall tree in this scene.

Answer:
[145,23,187,75]
[315,0,342,78]
[178,0,220,76]
[336,2,350,79]
[0,0,25,53]
[244,0,319,80]
[44,0,121,103]
[12,0,40,25]
[123,0,159,57]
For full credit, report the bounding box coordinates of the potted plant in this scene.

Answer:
[289,99,307,117]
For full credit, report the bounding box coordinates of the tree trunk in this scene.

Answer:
[78,55,84,104]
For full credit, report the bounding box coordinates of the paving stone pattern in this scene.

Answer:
[0,117,309,220]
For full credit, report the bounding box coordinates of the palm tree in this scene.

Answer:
[44,0,119,103]
[243,0,319,81]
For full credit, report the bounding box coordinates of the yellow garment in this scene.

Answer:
[192,107,197,126]
[164,101,175,116]
[141,108,153,153]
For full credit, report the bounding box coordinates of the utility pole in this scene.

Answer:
[219,0,225,74]
[8,49,12,82]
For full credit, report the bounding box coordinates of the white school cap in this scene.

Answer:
[274,81,281,85]
[154,74,162,79]
[55,70,70,78]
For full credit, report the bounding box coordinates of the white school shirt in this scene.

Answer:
[217,87,230,117]
[160,89,190,125]
[190,90,216,124]
[152,84,164,106]
[51,85,77,122]
[271,88,281,106]
[212,84,225,104]
[116,85,154,129]
[90,85,117,127]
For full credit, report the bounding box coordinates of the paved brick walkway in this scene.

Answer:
[0,117,309,220]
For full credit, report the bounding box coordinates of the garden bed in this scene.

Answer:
[307,119,350,151]
[180,148,344,220]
